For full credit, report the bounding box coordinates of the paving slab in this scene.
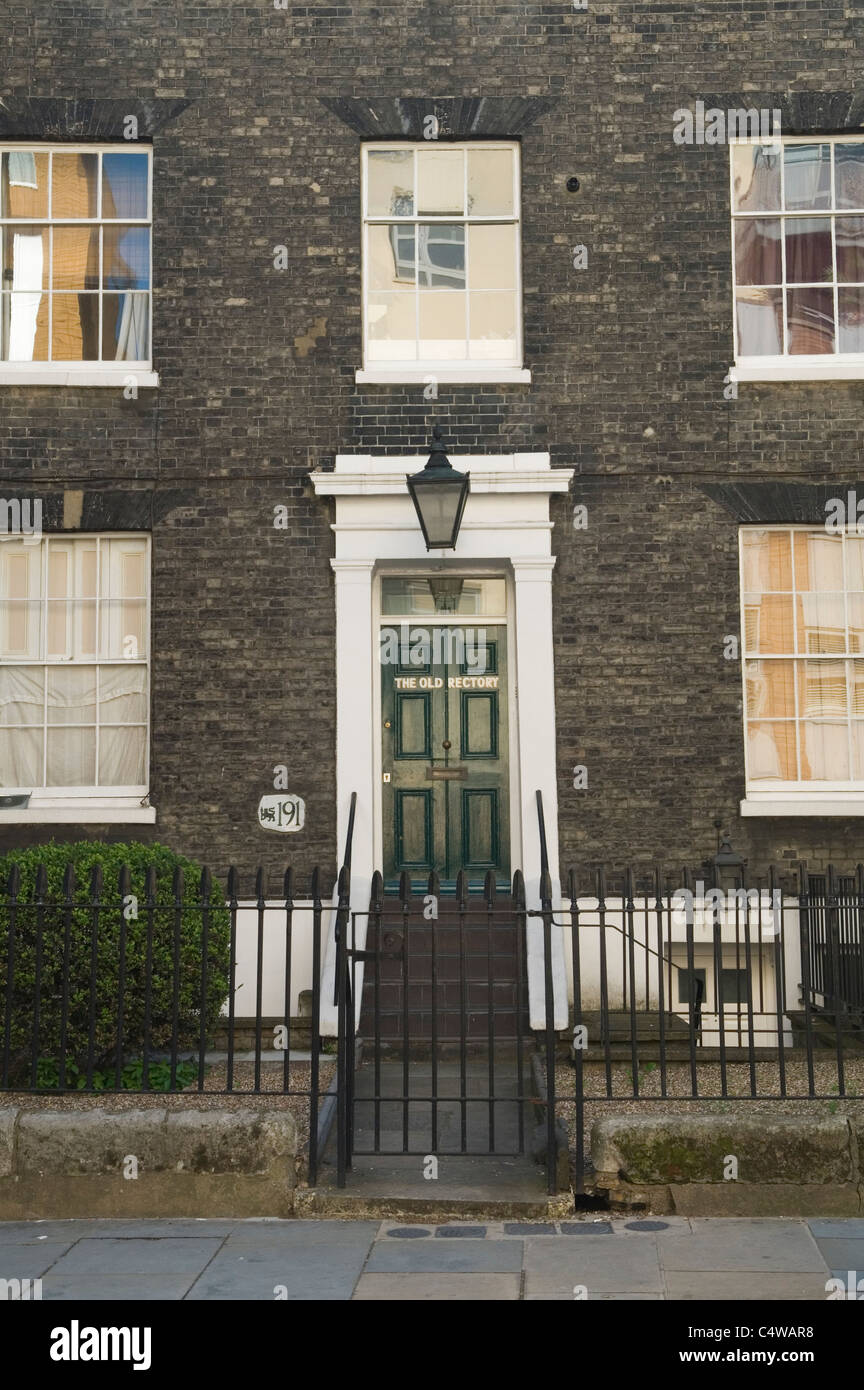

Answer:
[808,1218,864,1239]
[42,1275,198,1301]
[0,1243,73,1279]
[353,1273,520,1300]
[0,1221,106,1244]
[660,1220,827,1273]
[523,1235,663,1295]
[366,1237,522,1272]
[186,1248,370,1300]
[663,1270,834,1300]
[223,1220,379,1248]
[812,1239,864,1270]
[49,1236,224,1276]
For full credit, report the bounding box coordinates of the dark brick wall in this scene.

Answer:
[0,1,863,878]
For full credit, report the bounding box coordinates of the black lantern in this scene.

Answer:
[711,833,747,891]
[407,425,470,550]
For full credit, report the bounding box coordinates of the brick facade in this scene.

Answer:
[1,2,864,881]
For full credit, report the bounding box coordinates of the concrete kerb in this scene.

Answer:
[590,1113,864,1216]
[0,1107,298,1219]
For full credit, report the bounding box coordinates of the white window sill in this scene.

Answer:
[356,367,531,385]
[0,803,156,824]
[0,370,159,388]
[741,795,864,817]
[730,361,864,383]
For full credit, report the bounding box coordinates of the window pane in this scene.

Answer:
[0,727,42,785]
[52,152,98,218]
[677,967,706,1005]
[417,148,463,216]
[366,291,417,361]
[0,667,43,724]
[381,577,506,616]
[747,721,797,779]
[742,593,794,653]
[46,727,95,785]
[794,531,843,590]
[3,226,48,289]
[796,594,846,653]
[850,662,864,717]
[845,537,864,590]
[786,286,834,353]
[784,217,832,283]
[852,722,864,778]
[468,291,516,359]
[99,663,147,723]
[744,659,795,718]
[783,143,831,210]
[418,290,466,359]
[47,666,97,724]
[835,143,864,210]
[734,218,781,285]
[103,540,147,598]
[101,293,150,362]
[469,223,517,290]
[838,286,864,353]
[721,969,748,1005]
[99,725,145,785]
[732,144,781,212]
[835,217,864,282]
[52,294,99,362]
[103,225,149,290]
[741,530,792,592]
[52,226,99,289]
[800,721,848,779]
[735,287,783,354]
[101,152,148,219]
[367,149,414,217]
[2,151,49,218]
[847,594,864,653]
[467,148,513,216]
[0,292,48,361]
[417,224,464,288]
[798,659,847,717]
[368,224,414,289]
[100,599,147,659]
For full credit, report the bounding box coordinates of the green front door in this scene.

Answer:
[382,625,510,888]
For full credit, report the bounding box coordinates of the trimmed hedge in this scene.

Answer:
[0,841,231,1088]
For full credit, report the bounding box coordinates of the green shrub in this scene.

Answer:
[0,841,231,1088]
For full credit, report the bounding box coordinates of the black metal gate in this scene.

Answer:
[333,868,533,1186]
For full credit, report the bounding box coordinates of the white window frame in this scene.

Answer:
[0,142,158,388]
[357,141,530,385]
[0,532,154,823]
[730,134,864,382]
[739,523,864,816]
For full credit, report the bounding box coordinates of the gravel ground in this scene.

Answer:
[0,1060,337,1180]
[552,1058,864,1158]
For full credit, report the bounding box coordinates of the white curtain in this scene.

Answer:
[0,664,145,787]
[737,297,782,355]
[784,146,828,209]
[8,233,43,361]
[114,293,147,361]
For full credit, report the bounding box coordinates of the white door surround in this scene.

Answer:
[310,450,573,1029]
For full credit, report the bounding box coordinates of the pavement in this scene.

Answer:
[1,1216,863,1300]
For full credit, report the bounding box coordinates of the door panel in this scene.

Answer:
[382,622,509,886]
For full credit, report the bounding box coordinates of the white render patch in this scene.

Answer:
[258,793,305,832]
